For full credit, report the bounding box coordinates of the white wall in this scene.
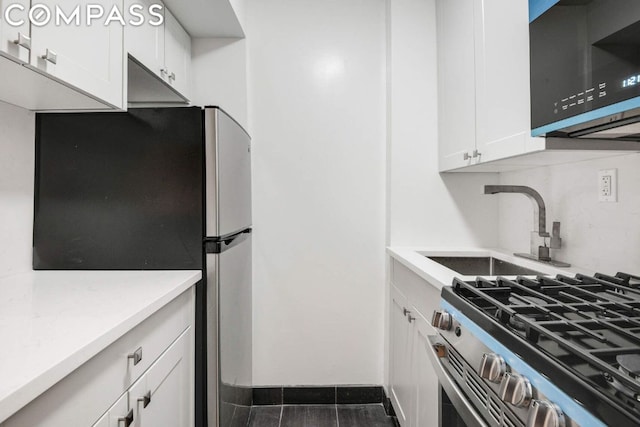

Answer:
[0,101,34,278]
[498,153,640,274]
[191,38,248,129]
[248,0,387,386]
[387,0,499,248]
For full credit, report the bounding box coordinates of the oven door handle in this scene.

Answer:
[426,335,489,427]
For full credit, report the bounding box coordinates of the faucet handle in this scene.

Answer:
[550,222,562,249]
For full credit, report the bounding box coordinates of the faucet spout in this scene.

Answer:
[483,185,549,237]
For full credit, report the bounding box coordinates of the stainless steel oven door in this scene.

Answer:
[425,334,489,427]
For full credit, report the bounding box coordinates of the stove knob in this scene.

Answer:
[431,310,452,331]
[478,353,506,383]
[499,373,532,407]
[527,400,565,427]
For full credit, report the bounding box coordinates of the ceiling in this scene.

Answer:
[163,0,245,38]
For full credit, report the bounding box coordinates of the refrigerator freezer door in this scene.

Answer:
[206,234,252,427]
[205,108,252,237]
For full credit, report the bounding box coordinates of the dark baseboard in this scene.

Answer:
[250,385,399,425]
[382,387,400,426]
[252,385,386,406]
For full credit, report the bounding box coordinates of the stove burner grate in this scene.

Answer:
[446,271,640,426]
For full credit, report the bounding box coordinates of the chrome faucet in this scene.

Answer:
[484,185,569,267]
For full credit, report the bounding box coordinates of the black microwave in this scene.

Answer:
[530,0,640,139]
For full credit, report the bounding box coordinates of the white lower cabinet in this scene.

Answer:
[388,259,440,427]
[92,393,129,427]
[413,313,439,427]
[129,328,193,427]
[389,285,414,426]
[1,288,195,427]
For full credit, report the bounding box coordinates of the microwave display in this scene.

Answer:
[530,0,640,135]
[622,74,640,88]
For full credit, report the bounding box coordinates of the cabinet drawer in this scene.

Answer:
[126,289,193,384]
[1,288,194,427]
[92,392,129,427]
[129,327,193,427]
[391,259,441,322]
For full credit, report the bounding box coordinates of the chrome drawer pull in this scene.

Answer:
[118,409,134,427]
[41,49,57,64]
[138,391,151,408]
[127,347,142,365]
[13,33,31,50]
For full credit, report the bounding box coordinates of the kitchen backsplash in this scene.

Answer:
[0,101,34,278]
[498,153,640,274]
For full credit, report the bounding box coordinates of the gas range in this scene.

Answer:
[431,272,640,427]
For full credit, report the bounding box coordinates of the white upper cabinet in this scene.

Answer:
[474,0,531,163]
[0,0,31,63]
[125,0,192,102]
[164,10,191,99]
[28,0,124,109]
[0,0,124,110]
[437,0,640,172]
[436,0,477,172]
[437,0,532,171]
[125,0,165,80]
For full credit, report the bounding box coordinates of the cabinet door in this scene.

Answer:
[125,0,165,79]
[0,0,31,63]
[29,0,123,108]
[436,0,476,172]
[92,393,129,427]
[412,310,439,427]
[129,327,194,427]
[474,0,530,162]
[389,284,413,426]
[164,9,191,100]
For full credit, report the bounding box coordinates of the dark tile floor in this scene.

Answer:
[249,404,397,427]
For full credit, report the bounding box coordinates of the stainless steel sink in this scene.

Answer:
[426,256,544,276]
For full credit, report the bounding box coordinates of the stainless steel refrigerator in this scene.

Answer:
[203,108,253,427]
[33,106,252,427]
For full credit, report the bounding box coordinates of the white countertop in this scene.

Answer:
[387,246,589,290]
[0,269,201,423]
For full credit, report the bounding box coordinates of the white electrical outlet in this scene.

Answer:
[598,168,617,202]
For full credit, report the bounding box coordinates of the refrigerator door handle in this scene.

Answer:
[205,229,252,254]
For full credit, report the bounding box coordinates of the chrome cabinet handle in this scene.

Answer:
[472,149,480,158]
[403,307,410,317]
[463,152,471,160]
[169,72,176,81]
[160,68,168,76]
[127,347,143,365]
[13,32,31,50]
[41,49,57,64]
[407,314,416,323]
[138,391,151,408]
[118,409,134,427]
